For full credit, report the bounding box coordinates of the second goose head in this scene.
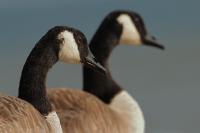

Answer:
[92,10,164,51]
[117,11,164,49]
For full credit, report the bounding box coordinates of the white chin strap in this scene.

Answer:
[117,14,142,45]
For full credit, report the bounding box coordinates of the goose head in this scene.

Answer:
[100,10,164,50]
[41,26,106,73]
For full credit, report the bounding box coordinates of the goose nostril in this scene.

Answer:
[152,36,156,40]
[93,57,98,62]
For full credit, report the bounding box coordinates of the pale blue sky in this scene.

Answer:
[0,0,199,132]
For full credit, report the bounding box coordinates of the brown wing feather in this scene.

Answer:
[0,93,53,133]
[48,88,129,133]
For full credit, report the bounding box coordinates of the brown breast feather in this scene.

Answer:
[48,88,129,133]
[0,93,53,133]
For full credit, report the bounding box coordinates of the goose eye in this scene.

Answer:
[135,18,140,22]
[77,36,82,44]
[57,37,64,44]
[59,38,65,43]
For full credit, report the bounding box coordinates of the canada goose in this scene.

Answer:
[83,10,164,132]
[0,26,105,133]
[48,10,164,133]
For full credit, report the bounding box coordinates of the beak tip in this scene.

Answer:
[159,45,165,50]
[84,57,107,75]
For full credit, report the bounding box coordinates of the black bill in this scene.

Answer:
[83,50,106,75]
[143,34,165,50]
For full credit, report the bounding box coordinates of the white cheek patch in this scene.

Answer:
[46,111,63,133]
[58,31,81,64]
[117,14,142,45]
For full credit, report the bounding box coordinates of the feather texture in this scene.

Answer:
[48,88,137,133]
[0,93,53,133]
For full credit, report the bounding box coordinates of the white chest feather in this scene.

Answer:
[46,111,63,133]
[109,91,145,133]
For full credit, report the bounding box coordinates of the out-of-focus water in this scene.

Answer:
[0,0,199,132]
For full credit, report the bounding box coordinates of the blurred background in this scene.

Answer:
[0,0,199,132]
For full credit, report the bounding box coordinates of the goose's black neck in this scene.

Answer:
[83,26,122,104]
[18,41,59,115]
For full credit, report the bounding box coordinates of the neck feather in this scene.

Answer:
[18,42,58,115]
[83,28,122,103]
